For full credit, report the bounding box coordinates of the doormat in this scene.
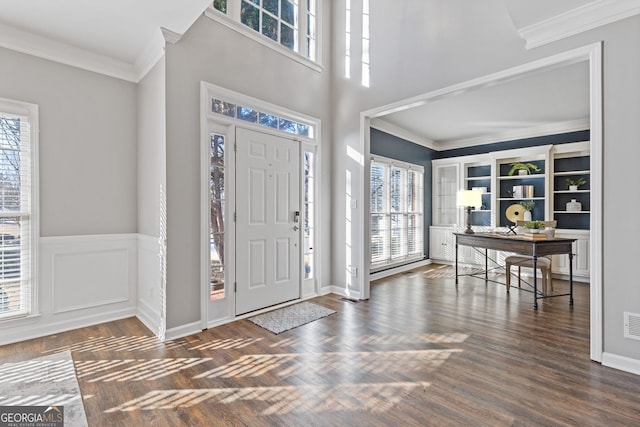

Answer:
[0,350,88,427]
[249,302,336,334]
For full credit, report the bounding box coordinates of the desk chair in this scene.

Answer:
[505,220,557,295]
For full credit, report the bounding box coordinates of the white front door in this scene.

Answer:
[235,127,300,315]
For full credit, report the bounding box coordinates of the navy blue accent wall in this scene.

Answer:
[369,128,589,263]
[436,130,589,159]
[370,128,437,259]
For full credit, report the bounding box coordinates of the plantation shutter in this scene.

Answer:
[370,156,424,271]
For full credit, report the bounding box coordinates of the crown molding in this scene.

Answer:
[520,0,640,49]
[434,118,590,151]
[161,27,184,44]
[134,30,166,82]
[0,22,139,82]
[370,118,437,150]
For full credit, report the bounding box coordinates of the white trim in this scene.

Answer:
[360,42,604,362]
[0,22,138,82]
[519,0,640,49]
[136,298,161,335]
[589,43,604,362]
[370,259,431,281]
[161,27,183,44]
[435,119,590,151]
[204,6,323,73]
[602,352,640,376]
[163,320,202,342]
[134,30,166,82]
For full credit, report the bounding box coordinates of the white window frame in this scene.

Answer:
[0,97,39,322]
[370,155,423,272]
[205,0,323,72]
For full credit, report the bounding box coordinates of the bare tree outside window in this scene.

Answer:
[210,134,225,300]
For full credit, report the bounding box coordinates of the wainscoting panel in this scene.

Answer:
[52,248,129,313]
[0,234,139,347]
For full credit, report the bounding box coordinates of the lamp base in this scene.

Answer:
[464,206,474,234]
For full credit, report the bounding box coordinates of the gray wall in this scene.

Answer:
[331,1,640,361]
[0,47,137,236]
[163,11,333,329]
[137,58,166,238]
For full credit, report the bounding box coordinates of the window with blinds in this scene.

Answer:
[370,156,423,271]
[0,100,36,320]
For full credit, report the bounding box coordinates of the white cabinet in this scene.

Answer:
[432,162,459,226]
[429,226,454,261]
[552,230,590,280]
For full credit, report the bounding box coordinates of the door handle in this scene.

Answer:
[293,225,299,231]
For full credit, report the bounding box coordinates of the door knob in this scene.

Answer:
[293,225,299,231]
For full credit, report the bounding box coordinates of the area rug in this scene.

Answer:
[249,302,336,334]
[0,350,88,427]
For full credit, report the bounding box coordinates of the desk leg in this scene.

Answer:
[485,248,488,282]
[533,256,538,310]
[569,252,574,305]
[455,238,459,285]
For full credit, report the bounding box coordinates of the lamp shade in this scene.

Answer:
[457,189,482,208]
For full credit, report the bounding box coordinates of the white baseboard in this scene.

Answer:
[370,259,432,281]
[0,307,137,346]
[602,352,640,376]
[136,298,161,337]
[163,321,202,342]
[328,285,362,300]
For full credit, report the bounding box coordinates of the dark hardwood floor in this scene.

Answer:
[1,264,639,426]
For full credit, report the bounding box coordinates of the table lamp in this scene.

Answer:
[457,190,482,234]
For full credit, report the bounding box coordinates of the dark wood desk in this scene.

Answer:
[454,232,576,309]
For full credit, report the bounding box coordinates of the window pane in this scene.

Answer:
[370,163,385,213]
[370,214,388,263]
[264,0,279,16]
[297,123,310,137]
[237,106,258,123]
[281,0,295,25]
[212,99,236,117]
[280,23,295,49]
[279,118,297,133]
[262,13,278,41]
[390,168,402,213]
[210,133,225,300]
[210,134,224,168]
[213,0,227,13]
[390,214,406,259]
[259,112,278,128]
[241,1,260,31]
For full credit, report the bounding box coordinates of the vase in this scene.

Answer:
[524,210,532,221]
[518,169,528,176]
[566,199,582,211]
[569,185,578,191]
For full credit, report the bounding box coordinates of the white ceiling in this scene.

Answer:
[373,60,590,148]
[0,0,212,81]
[0,1,634,146]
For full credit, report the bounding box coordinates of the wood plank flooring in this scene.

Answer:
[1,264,639,426]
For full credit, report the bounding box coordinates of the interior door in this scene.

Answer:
[235,127,300,315]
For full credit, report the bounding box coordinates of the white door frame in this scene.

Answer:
[199,81,322,329]
[358,42,604,362]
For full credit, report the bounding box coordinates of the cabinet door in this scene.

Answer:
[552,233,589,279]
[429,227,454,261]
[432,164,459,226]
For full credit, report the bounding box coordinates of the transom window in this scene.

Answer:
[210,0,318,62]
[370,156,424,271]
[210,96,315,138]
